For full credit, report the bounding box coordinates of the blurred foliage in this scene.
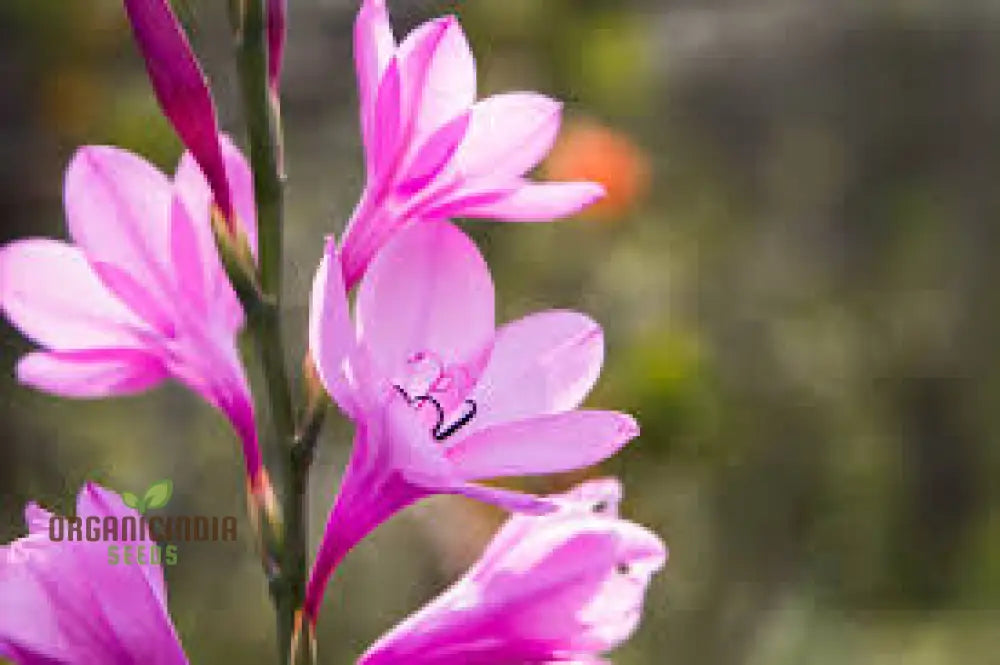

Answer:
[2,1,1000,664]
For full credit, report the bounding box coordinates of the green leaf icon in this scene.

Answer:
[143,479,173,511]
[121,492,141,510]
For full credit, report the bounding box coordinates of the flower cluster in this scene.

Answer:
[0,1,665,664]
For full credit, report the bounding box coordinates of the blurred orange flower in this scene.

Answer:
[543,119,651,219]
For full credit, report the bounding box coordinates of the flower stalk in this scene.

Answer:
[232,1,314,663]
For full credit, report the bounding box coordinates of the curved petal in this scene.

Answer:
[76,483,168,605]
[499,519,666,656]
[459,180,605,222]
[412,17,475,142]
[356,0,397,169]
[0,239,148,350]
[397,17,474,144]
[64,146,176,317]
[221,135,258,252]
[454,93,563,180]
[469,311,604,429]
[16,349,168,398]
[449,483,555,515]
[474,478,625,575]
[447,411,639,481]
[171,135,254,329]
[309,240,362,418]
[173,134,257,255]
[355,220,494,382]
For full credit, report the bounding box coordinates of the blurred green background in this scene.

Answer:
[2,1,1000,663]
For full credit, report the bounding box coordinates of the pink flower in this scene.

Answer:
[305,220,638,621]
[0,139,262,485]
[338,0,606,287]
[0,483,189,665]
[357,479,667,665]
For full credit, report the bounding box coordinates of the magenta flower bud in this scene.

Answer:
[338,0,607,288]
[0,484,189,664]
[304,221,639,621]
[358,479,667,664]
[0,139,263,485]
[122,0,234,224]
[267,0,287,94]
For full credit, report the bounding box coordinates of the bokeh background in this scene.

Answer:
[2,1,1000,663]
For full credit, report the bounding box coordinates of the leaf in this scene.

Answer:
[121,492,141,510]
[143,479,174,510]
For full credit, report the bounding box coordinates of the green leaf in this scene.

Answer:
[121,492,140,510]
[143,479,174,510]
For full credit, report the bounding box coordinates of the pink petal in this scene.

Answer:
[169,189,210,315]
[89,260,178,336]
[369,58,403,181]
[469,311,605,429]
[16,349,168,398]
[220,135,259,251]
[454,93,563,179]
[447,411,639,481]
[400,16,476,145]
[461,180,606,222]
[355,220,495,382]
[1,484,189,663]
[76,483,169,606]
[474,478,625,575]
[122,0,232,219]
[355,0,397,170]
[173,135,257,253]
[558,477,624,517]
[308,239,362,418]
[64,146,177,317]
[501,520,666,655]
[398,111,470,195]
[449,483,556,515]
[23,504,52,536]
[171,135,255,329]
[0,239,147,350]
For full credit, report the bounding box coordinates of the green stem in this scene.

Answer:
[237,0,284,298]
[233,2,315,664]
